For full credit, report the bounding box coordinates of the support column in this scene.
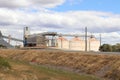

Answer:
[85,27,87,52]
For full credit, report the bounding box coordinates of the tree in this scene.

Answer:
[113,43,120,52]
[112,45,117,52]
[100,43,120,52]
[0,45,7,48]
[99,44,112,52]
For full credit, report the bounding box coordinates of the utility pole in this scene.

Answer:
[89,40,90,51]
[85,27,87,52]
[60,36,63,48]
[69,41,71,49]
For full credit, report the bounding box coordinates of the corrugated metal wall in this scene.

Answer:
[57,37,69,49]
[57,37,100,51]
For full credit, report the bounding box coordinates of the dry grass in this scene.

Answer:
[0,49,120,80]
[0,56,99,80]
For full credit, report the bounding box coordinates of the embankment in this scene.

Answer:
[0,49,120,80]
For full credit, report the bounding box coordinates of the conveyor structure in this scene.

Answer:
[0,31,23,48]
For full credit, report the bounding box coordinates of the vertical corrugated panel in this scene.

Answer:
[89,38,100,51]
[70,37,85,51]
[57,37,69,49]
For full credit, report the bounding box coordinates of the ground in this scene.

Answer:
[0,49,120,80]
[0,57,99,80]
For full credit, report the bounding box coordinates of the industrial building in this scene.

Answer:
[0,27,100,51]
[57,36,100,51]
[24,27,100,51]
[23,27,57,47]
[0,31,23,48]
[0,31,12,48]
[57,37,69,49]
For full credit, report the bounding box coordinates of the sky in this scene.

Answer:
[0,0,120,45]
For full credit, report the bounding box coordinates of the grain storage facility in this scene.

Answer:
[0,31,12,48]
[70,37,85,51]
[56,36,100,51]
[23,27,100,51]
[88,37,100,51]
[23,27,57,47]
[57,36,69,49]
[23,27,46,47]
[26,34,46,47]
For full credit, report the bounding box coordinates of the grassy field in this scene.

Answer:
[0,57,100,80]
[0,49,120,80]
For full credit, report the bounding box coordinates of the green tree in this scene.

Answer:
[99,44,112,52]
[100,43,120,52]
[0,44,7,48]
[112,45,117,52]
[115,43,120,52]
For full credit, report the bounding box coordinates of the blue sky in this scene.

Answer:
[0,0,120,45]
[51,0,120,13]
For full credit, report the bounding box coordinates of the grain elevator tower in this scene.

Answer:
[23,27,30,46]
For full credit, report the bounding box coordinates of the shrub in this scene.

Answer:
[0,56,11,70]
[0,44,7,48]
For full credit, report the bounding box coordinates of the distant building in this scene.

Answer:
[56,36,100,51]
[88,37,100,51]
[57,36,69,49]
[23,27,100,51]
[0,31,13,48]
[26,34,46,47]
[70,37,85,51]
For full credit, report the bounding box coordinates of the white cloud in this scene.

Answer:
[0,9,120,32]
[0,8,120,44]
[0,0,65,8]
[0,0,119,45]
[94,32,120,45]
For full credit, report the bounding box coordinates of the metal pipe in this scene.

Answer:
[57,34,91,37]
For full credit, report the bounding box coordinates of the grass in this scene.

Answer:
[30,63,100,80]
[0,49,120,80]
[0,56,11,70]
[0,57,100,80]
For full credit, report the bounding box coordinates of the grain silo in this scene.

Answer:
[23,27,30,46]
[57,36,69,49]
[88,37,100,51]
[70,37,85,51]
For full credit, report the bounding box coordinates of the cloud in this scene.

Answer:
[0,8,120,44]
[94,32,120,45]
[0,0,65,8]
[0,0,120,45]
[0,9,120,32]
